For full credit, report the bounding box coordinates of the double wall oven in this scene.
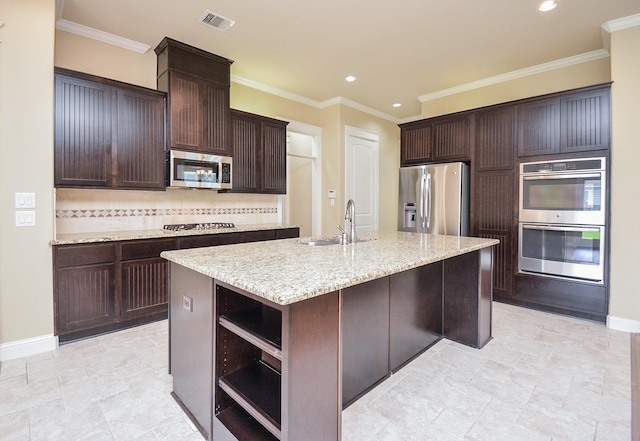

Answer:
[518,157,606,284]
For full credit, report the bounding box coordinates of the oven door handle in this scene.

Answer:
[522,173,602,181]
[522,224,601,233]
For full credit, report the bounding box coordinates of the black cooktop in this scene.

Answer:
[163,222,236,232]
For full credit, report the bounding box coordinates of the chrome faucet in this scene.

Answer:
[344,199,356,244]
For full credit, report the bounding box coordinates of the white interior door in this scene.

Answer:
[345,126,379,232]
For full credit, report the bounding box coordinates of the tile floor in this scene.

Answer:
[0,302,632,441]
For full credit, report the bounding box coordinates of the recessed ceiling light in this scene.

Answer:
[392,103,402,108]
[345,75,357,82]
[538,1,559,12]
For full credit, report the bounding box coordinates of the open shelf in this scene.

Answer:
[218,360,281,439]
[217,404,279,441]
[219,306,282,359]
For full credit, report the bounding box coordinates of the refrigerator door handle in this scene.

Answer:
[417,173,427,232]
[426,172,432,230]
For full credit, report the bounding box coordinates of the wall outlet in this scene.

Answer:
[182,295,193,312]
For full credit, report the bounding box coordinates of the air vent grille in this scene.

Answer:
[199,10,235,32]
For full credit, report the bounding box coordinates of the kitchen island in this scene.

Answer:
[161,231,498,441]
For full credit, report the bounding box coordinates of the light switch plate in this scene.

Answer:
[16,211,36,227]
[15,193,36,208]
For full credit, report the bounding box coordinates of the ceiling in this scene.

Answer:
[57,0,640,121]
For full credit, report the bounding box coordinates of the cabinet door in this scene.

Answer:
[121,257,169,319]
[400,123,432,165]
[473,170,515,298]
[261,121,288,194]
[117,89,166,189]
[475,107,515,171]
[202,81,232,156]
[231,112,261,192]
[168,72,202,150]
[54,74,113,187]
[560,88,610,153]
[516,98,560,157]
[433,115,471,161]
[54,243,117,336]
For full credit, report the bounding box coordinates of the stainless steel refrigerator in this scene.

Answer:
[398,162,470,236]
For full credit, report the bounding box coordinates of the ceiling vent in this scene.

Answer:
[198,10,235,32]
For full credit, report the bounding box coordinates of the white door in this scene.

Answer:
[345,126,379,232]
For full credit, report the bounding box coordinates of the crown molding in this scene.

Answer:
[418,49,610,103]
[56,19,151,54]
[602,13,640,33]
[232,75,401,123]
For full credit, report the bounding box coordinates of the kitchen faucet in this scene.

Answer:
[344,199,357,244]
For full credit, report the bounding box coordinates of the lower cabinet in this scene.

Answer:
[54,243,117,338]
[53,228,300,342]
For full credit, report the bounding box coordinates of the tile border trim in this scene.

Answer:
[56,207,278,219]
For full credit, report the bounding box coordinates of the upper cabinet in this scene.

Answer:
[155,37,233,156]
[230,109,288,194]
[54,68,166,190]
[399,114,471,166]
[516,84,611,157]
[474,106,515,172]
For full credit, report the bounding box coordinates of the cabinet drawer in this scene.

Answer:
[179,232,243,249]
[243,230,276,243]
[121,238,178,261]
[55,243,116,268]
[275,228,299,239]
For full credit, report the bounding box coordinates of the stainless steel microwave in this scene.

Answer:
[166,150,232,190]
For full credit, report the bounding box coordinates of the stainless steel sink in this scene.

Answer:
[304,238,343,246]
[301,237,374,246]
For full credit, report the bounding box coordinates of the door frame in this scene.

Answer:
[279,119,322,237]
[345,125,379,232]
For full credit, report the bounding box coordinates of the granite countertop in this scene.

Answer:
[161,231,499,305]
[50,223,296,246]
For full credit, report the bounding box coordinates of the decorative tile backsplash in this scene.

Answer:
[55,189,280,234]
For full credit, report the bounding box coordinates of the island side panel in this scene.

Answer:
[442,248,493,348]
[342,277,391,407]
[389,262,443,372]
[281,290,341,441]
[169,262,214,440]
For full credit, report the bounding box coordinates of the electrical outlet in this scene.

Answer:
[182,295,193,312]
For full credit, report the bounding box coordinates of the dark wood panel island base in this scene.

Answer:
[163,232,497,441]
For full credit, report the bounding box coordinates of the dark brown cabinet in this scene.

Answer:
[54,68,166,190]
[54,243,117,339]
[401,83,611,316]
[517,84,611,157]
[399,114,471,166]
[472,105,516,299]
[155,37,233,156]
[120,239,178,320]
[54,228,299,342]
[230,109,289,194]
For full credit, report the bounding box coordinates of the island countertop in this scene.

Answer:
[161,231,499,305]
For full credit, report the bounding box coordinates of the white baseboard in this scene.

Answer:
[607,315,640,333]
[0,334,58,361]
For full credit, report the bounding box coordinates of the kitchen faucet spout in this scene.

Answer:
[345,199,356,244]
